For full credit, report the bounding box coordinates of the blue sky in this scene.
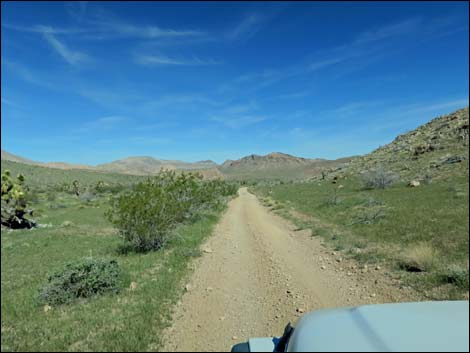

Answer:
[1,1,469,164]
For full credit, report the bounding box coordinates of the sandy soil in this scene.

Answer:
[161,188,418,352]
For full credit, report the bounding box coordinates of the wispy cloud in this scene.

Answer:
[222,101,258,114]
[3,9,206,41]
[402,98,469,116]
[134,54,220,66]
[220,14,463,95]
[134,121,179,131]
[322,101,384,117]
[140,94,220,112]
[277,91,311,100]
[227,13,266,41]
[65,1,88,23]
[129,136,171,145]
[206,99,269,129]
[81,116,127,131]
[97,22,204,39]
[354,18,422,45]
[41,31,89,65]
[3,24,90,65]
[2,23,88,35]
[1,97,16,107]
[84,9,206,40]
[211,115,268,129]
[2,59,58,90]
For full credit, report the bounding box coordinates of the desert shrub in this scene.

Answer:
[94,180,106,193]
[46,192,56,202]
[349,198,387,225]
[100,183,127,195]
[361,167,399,189]
[39,257,123,305]
[399,242,438,272]
[438,265,469,290]
[24,190,40,204]
[325,186,341,206]
[106,171,236,252]
[80,190,95,203]
[61,220,73,227]
[451,267,470,289]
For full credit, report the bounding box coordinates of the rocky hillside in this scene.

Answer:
[346,107,469,181]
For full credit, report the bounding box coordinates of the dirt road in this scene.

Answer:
[162,188,416,351]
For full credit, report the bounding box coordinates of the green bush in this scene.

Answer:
[441,265,469,290]
[106,171,237,252]
[39,257,123,305]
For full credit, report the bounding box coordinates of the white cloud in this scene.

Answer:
[227,13,265,40]
[84,9,206,40]
[135,54,220,66]
[219,15,464,95]
[354,18,422,45]
[41,31,89,65]
[2,59,58,90]
[2,23,88,35]
[3,11,205,41]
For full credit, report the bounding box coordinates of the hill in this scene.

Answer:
[345,107,469,181]
[220,152,317,170]
[1,150,38,165]
[1,151,218,176]
[0,159,145,188]
[252,106,469,301]
[219,152,354,180]
[96,156,217,175]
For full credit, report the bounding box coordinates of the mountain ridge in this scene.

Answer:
[3,106,468,180]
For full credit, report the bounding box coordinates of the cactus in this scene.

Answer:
[1,170,36,229]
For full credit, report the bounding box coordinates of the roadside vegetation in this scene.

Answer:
[1,165,236,351]
[253,171,469,300]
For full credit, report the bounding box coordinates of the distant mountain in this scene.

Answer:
[1,150,38,165]
[346,106,469,180]
[221,152,320,170]
[1,150,95,170]
[96,156,217,175]
[219,152,353,180]
[1,151,218,176]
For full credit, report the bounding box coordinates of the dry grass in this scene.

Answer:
[400,242,439,272]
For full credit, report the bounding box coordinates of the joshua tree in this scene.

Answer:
[72,180,80,197]
[1,170,35,229]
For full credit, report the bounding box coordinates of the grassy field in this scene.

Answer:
[1,176,228,351]
[1,160,146,189]
[254,174,469,300]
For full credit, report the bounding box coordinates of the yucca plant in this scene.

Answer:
[1,170,36,229]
